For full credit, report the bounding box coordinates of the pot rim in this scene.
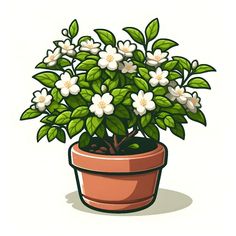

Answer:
[69,142,168,173]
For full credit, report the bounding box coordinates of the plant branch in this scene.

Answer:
[103,139,116,155]
[118,129,138,148]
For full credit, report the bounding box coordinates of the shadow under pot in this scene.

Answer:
[68,140,168,213]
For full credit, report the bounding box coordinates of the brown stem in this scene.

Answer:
[118,129,138,148]
[103,139,116,154]
[113,135,119,151]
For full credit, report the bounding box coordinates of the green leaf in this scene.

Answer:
[138,67,150,80]
[51,88,63,102]
[163,60,178,71]
[105,70,116,79]
[57,128,66,143]
[33,72,59,88]
[134,77,149,92]
[161,103,186,115]
[58,58,71,67]
[76,59,97,71]
[40,115,56,124]
[68,119,84,138]
[86,55,99,60]
[80,89,94,102]
[76,52,90,61]
[87,66,101,81]
[145,18,159,42]
[55,111,71,125]
[128,143,140,149]
[69,19,79,38]
[37,125,50,142]
[141,113,152,128]
[114,105,130,119]
[133,50,145,63]
[143,124,159,142]
[172,56,191,72]
[106,116,126,135]
[47,127,58,142]
[78,81,90,88]
[157,112,169,118]
[92,79,102,94]
[104,78,119,91]
[111,89,128,105]
[173,115,188,123]
[153,87,166,95]
[152,38,178,51]
[128,112,137,128]
[123,27,145,45]
[96,124,106,138]
[20,108,41,120]
[164,115,175,128]
[64,94,86,108]
[186,77,211,89]
[79,132,91,148]
[154,96,172,107]
[86,117,103,135]
[194,64,216,74]
[47,101,67,113]
[170,123,185,139]
[72,106,89,118]
[78,36,91,45]
[94,29,116,46]
[155,118,166,130]
[168,71,181,80]
[186,109,206,126]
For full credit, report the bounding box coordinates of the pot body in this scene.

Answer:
[69,142,167,213]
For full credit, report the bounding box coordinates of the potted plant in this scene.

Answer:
[20,18,215,213]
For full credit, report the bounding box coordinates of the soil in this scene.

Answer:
[81,137,158,155]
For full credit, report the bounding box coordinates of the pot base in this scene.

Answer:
[82,195,154,212]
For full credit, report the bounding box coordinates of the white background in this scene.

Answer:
[1,0,235,235]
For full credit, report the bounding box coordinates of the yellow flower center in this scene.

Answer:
[64,45,70,50]
[49,55,55,61]
[155,74,163,80]
[140,98,147,106]
[126,64,133,70]
[154,55,161,61]
[106,55,114,62]
[64,81,72,89]
[177,89,183,96]
[98,100,106,109]
[38,96,45,103]
[87,44,94,49]
[122,47,129,53]
[191,98,197,105]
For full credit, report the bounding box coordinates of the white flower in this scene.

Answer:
[58,39,76,56]
[186,92,201,113]
[120,61,137,73]
[167,86,191,104]
[192,60,198,69]
[89,93,114,118]
[98,45,123,71]
[32,88,52,112]
[149,67,169,87]
[101,85,107,93]
[55,72,80,97]
[147,49,168,66]
[118,40,136,57]
[131,90,156,116]
[80,39,101,54]
[43,48,61,67]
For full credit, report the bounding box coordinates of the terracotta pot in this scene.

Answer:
[68,142,168,213]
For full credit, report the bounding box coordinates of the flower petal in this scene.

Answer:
[69,85,80,95]
[98,59,109,68]
[160,78,169,86]
[145,101,156,111]
[55,80,64,89]
[147,60,158,66]
[61,88,70,97]
[92,94,102,104]
[113,53,123,61]
[149,78,158,87]
[107,61,118,70]
[102,93,113,104]
[104,104,114,115]
[144,92,153,101]
[89,104,96,112]
[95,108,104,118]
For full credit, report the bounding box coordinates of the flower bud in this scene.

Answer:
[101,85,107,93]
[62,29,68,36]
[192,60,198,69]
